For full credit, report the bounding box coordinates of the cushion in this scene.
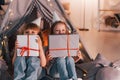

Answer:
[96,67,120,80]
[94,53,111,66]
[77,62,101,80]
[76,53,111,80]
[112,59,120,71]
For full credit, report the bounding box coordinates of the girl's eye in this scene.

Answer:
[25,31,29,34]
[32,31,35,34]
[55,30,59,32]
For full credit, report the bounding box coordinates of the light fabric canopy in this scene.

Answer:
[0,0,76,37]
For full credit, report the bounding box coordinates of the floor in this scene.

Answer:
[78,28,120,62]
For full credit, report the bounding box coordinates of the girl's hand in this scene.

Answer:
[45,51,53,67]
[73,50,83,63]
[36,36,42,45]
[46,51,53,62]
[77,50,83,59]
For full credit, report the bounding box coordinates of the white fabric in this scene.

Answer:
[52,11,61,23]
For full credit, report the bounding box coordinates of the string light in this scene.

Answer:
[8,9,12,13]
[0,50,2,56]
[49,3,53,7]
[47,0,52,7]
[1,41,3,45]
[47,0,50,2]
[10,0,13,2]
[4,36,7,39]
[6,26,9,29]
[10,12,14,17]
[9,8,14,17]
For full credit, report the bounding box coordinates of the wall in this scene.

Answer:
[67,0,81,28]
[67,0,120,30]
[68,0,99,29]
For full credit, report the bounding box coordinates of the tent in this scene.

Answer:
[0,0,77,35]
[0,0,120,80]
[0,0,78,58]
[0,0,79,54]
[0,0,86,79]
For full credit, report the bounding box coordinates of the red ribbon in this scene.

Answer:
[17,46,40,56]
[67,35,70,56]
[49,48,78,51]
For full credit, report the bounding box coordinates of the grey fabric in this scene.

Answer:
[79,62,102,80]
[94,53,111,66]
[96,67,120,80]
[112,59,120,70]
[0,59,8,70]
[0,59,13,80]
[76,53,111,80]
[0,0,76,36]
[1,0,32,31]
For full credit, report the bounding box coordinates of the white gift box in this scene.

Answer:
[17,35,39,56]
[49,34,79,57]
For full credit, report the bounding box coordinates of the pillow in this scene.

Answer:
[76,53,111,80]
[112,59,120,71]
[96,67,120,80]
[76,62,101,80]
[94,53,111,66]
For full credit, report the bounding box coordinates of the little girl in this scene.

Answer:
[13,23,46,80]
[46,21,82,80]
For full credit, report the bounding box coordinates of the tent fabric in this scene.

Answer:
[0,0,33,29]
[0,0,76,38]
[0,0,77,78]
[0,1,80,80]
[0,0,34,36]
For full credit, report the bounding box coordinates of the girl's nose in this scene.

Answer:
[59,30,62,34]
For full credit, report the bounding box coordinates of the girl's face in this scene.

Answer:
[53,23,67,34]
[23,29,39,35]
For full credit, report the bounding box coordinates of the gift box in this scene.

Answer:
[49,34,79,57]
[17,35,39,56]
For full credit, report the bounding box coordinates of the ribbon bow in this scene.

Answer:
[18,46,40,56]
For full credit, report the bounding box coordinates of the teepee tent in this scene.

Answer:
[0,0,79,65]
[0,0,76,37]
[0,0,80,79]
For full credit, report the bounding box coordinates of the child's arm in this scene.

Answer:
[37,36,46,67]
[45,51,53,67]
